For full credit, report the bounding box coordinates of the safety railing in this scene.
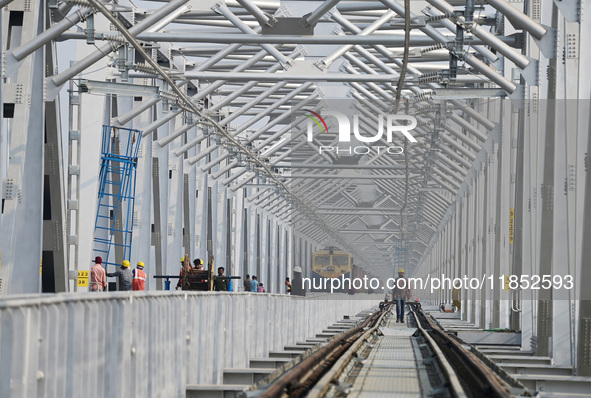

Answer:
[0,292,372,398]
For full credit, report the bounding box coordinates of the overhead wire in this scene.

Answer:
[395,0,411,240]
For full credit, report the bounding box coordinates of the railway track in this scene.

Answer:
[408,303,530,398]
[252,307,389,398]
[245,303,533,398]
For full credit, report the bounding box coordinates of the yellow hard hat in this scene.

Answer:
[180,256,185,263]
[122,260,131,268]
[398,268,405,273]
[137,261,144,268]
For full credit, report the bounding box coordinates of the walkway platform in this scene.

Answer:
[348,317,423,397]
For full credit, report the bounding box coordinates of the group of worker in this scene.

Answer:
[89,256,146,292]
[174,256,233,292]
[242,274,267,292]
[240,275,292,293]
[89,255,307,296]
[175,256,205,290]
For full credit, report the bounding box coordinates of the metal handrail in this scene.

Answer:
[511,288,522,313]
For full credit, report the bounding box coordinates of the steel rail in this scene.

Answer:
[256,307,389,398]
[409,304,467,397]
[306,304,393,397]
[409,303,516,398]
[259,302,515,398]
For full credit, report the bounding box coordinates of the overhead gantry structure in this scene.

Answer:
[0,0,590,374]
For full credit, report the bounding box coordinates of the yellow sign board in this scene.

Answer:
[77,270,89,287]
[509,208,514,244]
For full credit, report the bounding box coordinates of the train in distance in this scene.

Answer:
[311,248,374,293]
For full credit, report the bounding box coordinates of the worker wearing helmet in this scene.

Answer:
[132,261,146,291]
[193,258,204,270]
[106,260,133,291]
[392,268,412,323]
[176,255,192,290]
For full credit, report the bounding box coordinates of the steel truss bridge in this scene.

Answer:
[0,0,590,382]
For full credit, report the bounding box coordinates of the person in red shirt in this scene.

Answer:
[90,256,107,292]
[132,261,147,291]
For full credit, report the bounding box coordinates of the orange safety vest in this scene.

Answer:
[132,268,146,291]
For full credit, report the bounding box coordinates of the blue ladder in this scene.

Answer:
[93,126,142,270]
